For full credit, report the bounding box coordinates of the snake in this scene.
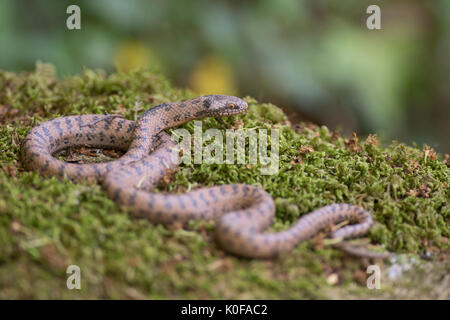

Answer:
[20,95,390,259]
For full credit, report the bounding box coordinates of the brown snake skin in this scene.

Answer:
[20,95,390,259]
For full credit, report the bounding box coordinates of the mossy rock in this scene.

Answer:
[0,62,448,299]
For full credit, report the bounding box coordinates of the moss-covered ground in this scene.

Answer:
[0,63,448,299]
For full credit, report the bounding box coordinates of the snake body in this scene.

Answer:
[21,95,389,259]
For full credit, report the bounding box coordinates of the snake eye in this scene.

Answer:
[228,103,237,109]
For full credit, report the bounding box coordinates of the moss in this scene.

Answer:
[0,62,448,299]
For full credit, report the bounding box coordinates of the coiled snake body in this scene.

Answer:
[21,95,389,259]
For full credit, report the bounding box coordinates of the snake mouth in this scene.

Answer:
[215,110,246,117]
[219,108,247,116]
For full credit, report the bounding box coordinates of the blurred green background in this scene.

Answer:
[0,0,449,152]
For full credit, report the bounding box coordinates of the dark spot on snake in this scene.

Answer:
[203,99,211,109]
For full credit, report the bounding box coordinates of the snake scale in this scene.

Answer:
[20,95,390,259]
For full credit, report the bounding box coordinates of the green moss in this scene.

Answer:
[0,63,448,299]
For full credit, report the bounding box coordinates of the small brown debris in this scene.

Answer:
[207,258,233,272]
[232,119,244,129]
[11,129,19,147]
[10,220,21,232]
[290,156,303,165]
[326,273,339,285]
[407,185,431,198]
[313,232,325,251]
[406,159,420,174]
[58,146,124,163]
[3,165,17,178]
[0,105,19,118]
[103,148,123,158]
[280,120,292,127]
[344,132,362,153]
[165,221,183,230]
[292,123,302,132]
[40,244,67,271]
[114,104,126,115]
[444,154,449,166]
[422,145,437,162]
[331,130,340,142]
[364,134,378,147]
[124,287,147,300]
[145,95,156,103]
[128,257,141,267]
[418,184,432,198]
[0,105,21,124]
[353,269,367,286]
[9,108,19,117]
[292,122,318,132]
[365,156,374,163]
[291,145,314,165]
[161,253,184,275]
[173,253,183,262]
[406,189,418,197]
[0,105,6,117]
[298,145,314,155]
[306,122,318,130]
[161,168,178,186]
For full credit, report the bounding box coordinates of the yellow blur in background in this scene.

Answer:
[114,40,155,72]
[114,43,237,96]
[188,56,237,95]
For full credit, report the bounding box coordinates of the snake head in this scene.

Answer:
[200,95,248,117]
